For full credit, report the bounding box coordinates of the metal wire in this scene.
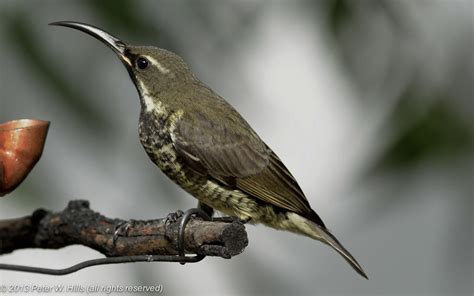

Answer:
[178,208,211,265]
[0,254,204,275]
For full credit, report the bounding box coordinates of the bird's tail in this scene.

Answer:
[286,212,368,279]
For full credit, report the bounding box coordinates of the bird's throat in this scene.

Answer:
[136,79,168,116]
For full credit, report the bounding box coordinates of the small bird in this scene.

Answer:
[51,21,367,279]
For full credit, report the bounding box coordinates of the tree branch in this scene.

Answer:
[0,200,248,259]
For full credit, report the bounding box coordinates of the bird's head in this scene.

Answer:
[50,21,196,109]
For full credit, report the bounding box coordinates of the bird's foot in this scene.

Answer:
[165,210,184,225]
[212,216,250,224]
[113,219,138,245]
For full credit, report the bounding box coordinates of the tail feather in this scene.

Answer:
[317,224,368,279]
[287,213,368,279]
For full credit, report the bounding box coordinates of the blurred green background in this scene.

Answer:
[1,0,472,295]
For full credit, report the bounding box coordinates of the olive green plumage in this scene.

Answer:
[51,21,367,279]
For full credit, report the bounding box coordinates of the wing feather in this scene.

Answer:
[172,94,316,221]
[236,152,313,216]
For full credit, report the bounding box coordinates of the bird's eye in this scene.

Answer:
[136,57,149,70]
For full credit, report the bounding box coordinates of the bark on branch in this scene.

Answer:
[0,200,248,258]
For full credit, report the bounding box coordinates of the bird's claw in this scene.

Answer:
[165,210,184,225]
[112,219,136,245]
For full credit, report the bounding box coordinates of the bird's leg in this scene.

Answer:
[113,219,138,245]
[197,201,214,218]
[197,201,249,223]
[212,216,251,224]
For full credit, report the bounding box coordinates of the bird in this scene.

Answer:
[50,21,367,279]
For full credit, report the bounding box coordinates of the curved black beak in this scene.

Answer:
[49,21,131,66]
